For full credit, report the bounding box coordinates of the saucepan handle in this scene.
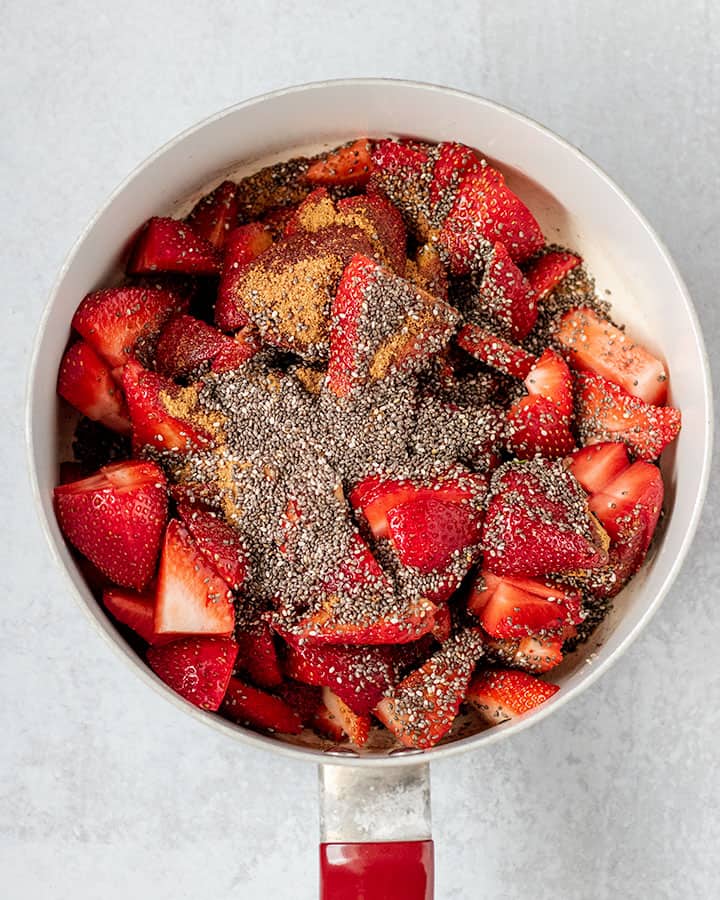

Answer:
[318,761,434,900]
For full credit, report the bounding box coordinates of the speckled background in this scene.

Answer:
[2,1,718,897]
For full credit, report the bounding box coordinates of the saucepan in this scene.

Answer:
[26,79,713,898]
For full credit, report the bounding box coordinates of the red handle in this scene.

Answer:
[320,840,434,900]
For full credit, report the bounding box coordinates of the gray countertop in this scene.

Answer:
[2,1,718,897]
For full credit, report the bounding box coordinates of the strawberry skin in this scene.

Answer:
[525,349,574,417]
[58,341,131,434]
[305,139,373,187]
[428,141,482,212]
[215,223,274,332]
[147,636,238,711]
[467,668,559,724]
[127,217,221,276]
[524,250,581,297]
[54,460,167,591]
[473,241,538,341]
[154,314,237,379]
[235,623,282,689]
[589,460,664,552]
[103,587,176,645]
[456,324,536,379]
[506,395,575,459]
[220,677,302,733]
[210,327,261,372]
[567,441,630,495]
[175,501,248,590]
[336,191,407,274]
[185,180,239,249]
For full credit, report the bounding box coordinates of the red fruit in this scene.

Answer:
[473,241,538,341]
[210,327,261,372]
[220,677,302,733]
[371,139,429,175]
[514,635,565,673]
[276,680,322,725]
[283,187,333,236]
[147,637,238,711]
[72,286,187,368]
[524,250,581,297]
[482,460,609,577]
[54,460,167,590]
[154,314,235,379]
[321,687,371,746]
[431,603,453,643]
[524,349,574,417]
[312,701,346,741]
[506,395,575,459]
[154,519,235,636]
[428,142,482,211]
[103,587,176,645]
[589,460,664,552]
[557,307,669,405]
[58,341,131,433]
[337,191,407,274]
[122,359,211,452]
[185,180,239,249]
[235,622,282,689]
[568,442,631,495]
[467,668,559,725]
[575,373,681,460]
[127,217,221,276]
[413,243,449,301]
[375,628,485,749]
[175,501,248,590]
[305,139,373,187]
[456,324,536,379]
[386,498,483,575]
[260,204,300,238]
[215,223,274,331]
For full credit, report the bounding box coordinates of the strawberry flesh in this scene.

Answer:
[472,241,538,340]
[155,314,236,379]
[103,587,176,645]
[305,139,373,187]
[467,668,559,724]
[567,442,631,495]
[456,324,536,379]
[215,223,274,331]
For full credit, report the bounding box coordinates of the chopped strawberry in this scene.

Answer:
[154,519,235,636]
[589,460,664,552]
[371,139,429,175]
[337,192,407,274]
[215,223,274,331]
[58,341,131,433]
[210,327,261,372]
[235,622,282,688]
[312,701,346,741]
[54,460,167,590]
[514,635,565,673]
[276,680,322,725]
[375,628,485,749]
[220,676,302,733]
[482,460,609,576]
[305,139,373,187]
[103,587,176,645]
[431,602,453,643]
[429,142,482,211]
[127,217,221,276]
[122,359,211,452]
[321,687,371,746]
[575,373,681,460]
[524,349,574,417]
[147,637,237,711]
[524,251,581,297]
[283,187,333,237]
[557,307,669,405]
[369,140,433,239]
[507,395,575,459]
[472,241,538,341]
[72,286,187,368]
[568,442,631,495]
[155,314,236,379]
[456,324,536,379]
[175,501,248,590]
[260,204,300,239]
[185,180,239,249]
[467,668,559,724]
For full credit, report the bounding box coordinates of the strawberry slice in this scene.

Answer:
[185,180,239,249]
[371,139,429,175]
[155,314,237,379]
[127,217,221,276]
[575,373,681,460]
[54,460,167,591]
[557,307,669,405]
[467,668,559,725]
[276,680,322,726]
[305,139,373,187]
[175,501,248,590]
[58,341,131,433]
[215,223,274,331]
[567,442,630,495]
[507,395,575,460]
[154,519,235,636]
[147,636,238,711]
[103,587,176,645]
[589,460,664,552]
[122,359,211,452]
[321,687,371,746]
[369,140,433,239]
[472,241,538,341]
[220,676,302,733]
[312,700,346,741]
[456,324,536,379]
[428,142,482,212]
[375,628,485,749]
[524,349,574,417]
[337,191,407,274]
[524,250,581,297]
[514,635,565,673]
[210,327,261,372]
[482,460,609,576]
[72,286,187,368]
[386,497,483,575]
[235,621,282,689]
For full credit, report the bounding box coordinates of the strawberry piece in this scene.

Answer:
[261,204,300,239]
[456,324,535,379]
[482,460,609,577]
[155,314,236,379]
[235,623,282,689]
[506,395,575,459]
[147,636,237,711]
[175,501,248,590]
[276,680,322,725]
[312,701,346,741]
[321,687,371,746]
[215,223,274,331]
[386,498,483,575]
[514,635,565,673]
[337,192,407,274]
[283,187,333,237]
[54,460,167,591]
[122,359,211,452]
[428,142,482,212]
[210,327,261,372]
[473,241,538,341]
[58,341,131,434]
[467,668,559,724]
[557,307,669,405]
[371,139,429,175]
[127,217,221,276]
[154,519,235,636]
[305,139,373,187]
[524,349,573,417]
[431,602,453,643]
[567,442,630,495]
[575,373,681,460]
[375,628,485,749]
[369,140,433,239]
[524,251,581,297]
[220,676,302,733]
[185,180,239,249]
[103,587,176,645]
[72,286,187,368]
[589,460,664,552]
